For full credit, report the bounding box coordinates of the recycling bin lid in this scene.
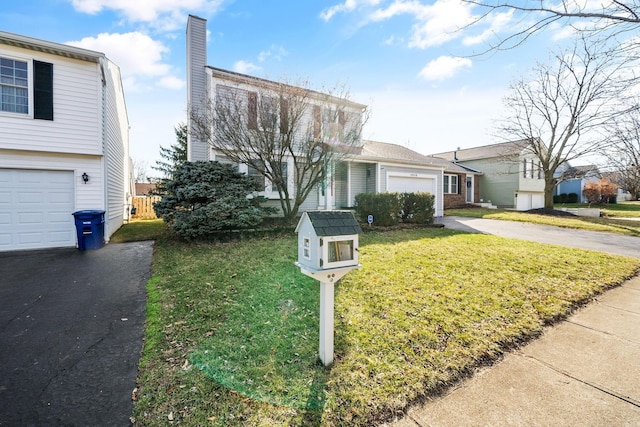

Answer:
[72,209,105,216]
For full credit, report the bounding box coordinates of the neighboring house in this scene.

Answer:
[433,140,545,210]
[554,164,600,203]
[135,182,157,197]
[186,15,449,217]
[339,140,479,213]
[0,31,131,251]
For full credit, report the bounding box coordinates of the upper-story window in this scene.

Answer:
[0,57,53,120]
[444,174,459,194]
[0,57,28,114]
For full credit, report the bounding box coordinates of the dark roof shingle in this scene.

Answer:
[305,211,362,236]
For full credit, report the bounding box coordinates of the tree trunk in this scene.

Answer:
[544,176,556,210]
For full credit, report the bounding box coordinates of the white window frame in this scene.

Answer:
[0,54,31,118]
[444,174,458,194]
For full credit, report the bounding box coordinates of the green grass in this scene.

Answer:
[110,219,168,243]
[445,206,640,236]
[132,228,640,426]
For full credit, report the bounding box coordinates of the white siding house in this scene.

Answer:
[0,31,131,251]
[186,15,446,218]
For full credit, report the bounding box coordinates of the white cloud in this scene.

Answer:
[320,0,382,21]
[366,0,476,49]
[69,0,225,31]
[66,32,181,92]
[258,45,288,62]
[233,60,261,74]
[462,10,513,46]
[159,76,185,90]
[418,55,472,81]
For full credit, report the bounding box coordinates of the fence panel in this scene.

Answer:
[132,196,161,219]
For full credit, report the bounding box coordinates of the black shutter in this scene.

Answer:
[34,61,53,120]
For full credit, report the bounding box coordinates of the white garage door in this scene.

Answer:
[387,175,436,194]
[0,169,75,251]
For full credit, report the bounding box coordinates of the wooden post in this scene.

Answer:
[319,280,335,366]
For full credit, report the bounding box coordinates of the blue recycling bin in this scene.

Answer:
[72,210,105,250]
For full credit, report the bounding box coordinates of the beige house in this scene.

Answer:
[433,140,545,210]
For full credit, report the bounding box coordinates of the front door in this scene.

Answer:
[466,176,473,203]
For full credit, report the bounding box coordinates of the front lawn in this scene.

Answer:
[131,225,639,426]
[446,207,640,236]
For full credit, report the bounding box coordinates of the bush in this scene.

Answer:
[553,193,568,204]
[354,192,401,226]
[567,192,579,203]
[400,192,435,224]
[354,192,434,226]
[153,161,275,240]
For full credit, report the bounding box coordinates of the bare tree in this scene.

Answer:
[606,106,640,199]
[464,0,640,51]
[133,159,150,183]
[497,36,636,209]
[190,77,367,223]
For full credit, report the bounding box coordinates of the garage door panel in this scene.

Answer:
[18,212,44,224]
[19,191,45,204]
[388,175,435,194]
[0,169,75,251]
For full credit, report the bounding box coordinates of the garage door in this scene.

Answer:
[387,175,436,194]
[0,169,75,251]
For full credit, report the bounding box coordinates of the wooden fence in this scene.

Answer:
[132,196,161,219]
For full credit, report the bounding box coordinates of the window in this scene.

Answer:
[303,237,311,260]
[327,240,354,263]
[271,162,288,192]
[1,57,28,114]
[444,174,458,194]
[247,164,264,188]
[523,159,528,178]
[537,161,543,179]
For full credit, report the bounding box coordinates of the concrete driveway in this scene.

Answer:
[0,241,153,426]
[441,216,640,258]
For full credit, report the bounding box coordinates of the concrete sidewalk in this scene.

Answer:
[385,218,640,426]
[387,276,640,426]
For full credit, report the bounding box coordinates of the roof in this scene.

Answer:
[209,66,367,111]
[358,140,479,174]
[135,183,157,196]
[560,165,600,179]
[0,31,104,63]
[297,211,363,236]
[432,139,531,162]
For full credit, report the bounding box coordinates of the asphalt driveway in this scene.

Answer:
[0,241,153,426]
[441,216,640,258]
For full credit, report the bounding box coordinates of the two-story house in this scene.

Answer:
[0,31,131,251]
[433,140,545,210]
[186,15,451,218]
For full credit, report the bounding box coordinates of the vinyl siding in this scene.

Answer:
[0,45,102,155]
[458,157,520,207]
[187,15,209,161]
[102,59,130,239]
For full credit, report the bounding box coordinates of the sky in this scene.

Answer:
[0,0,582,176]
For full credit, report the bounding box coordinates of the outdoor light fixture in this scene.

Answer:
[81,172,89,184]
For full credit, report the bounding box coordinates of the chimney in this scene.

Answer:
[186,15,209,161]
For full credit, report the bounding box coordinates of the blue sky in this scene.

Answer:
[1,0,576,175]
